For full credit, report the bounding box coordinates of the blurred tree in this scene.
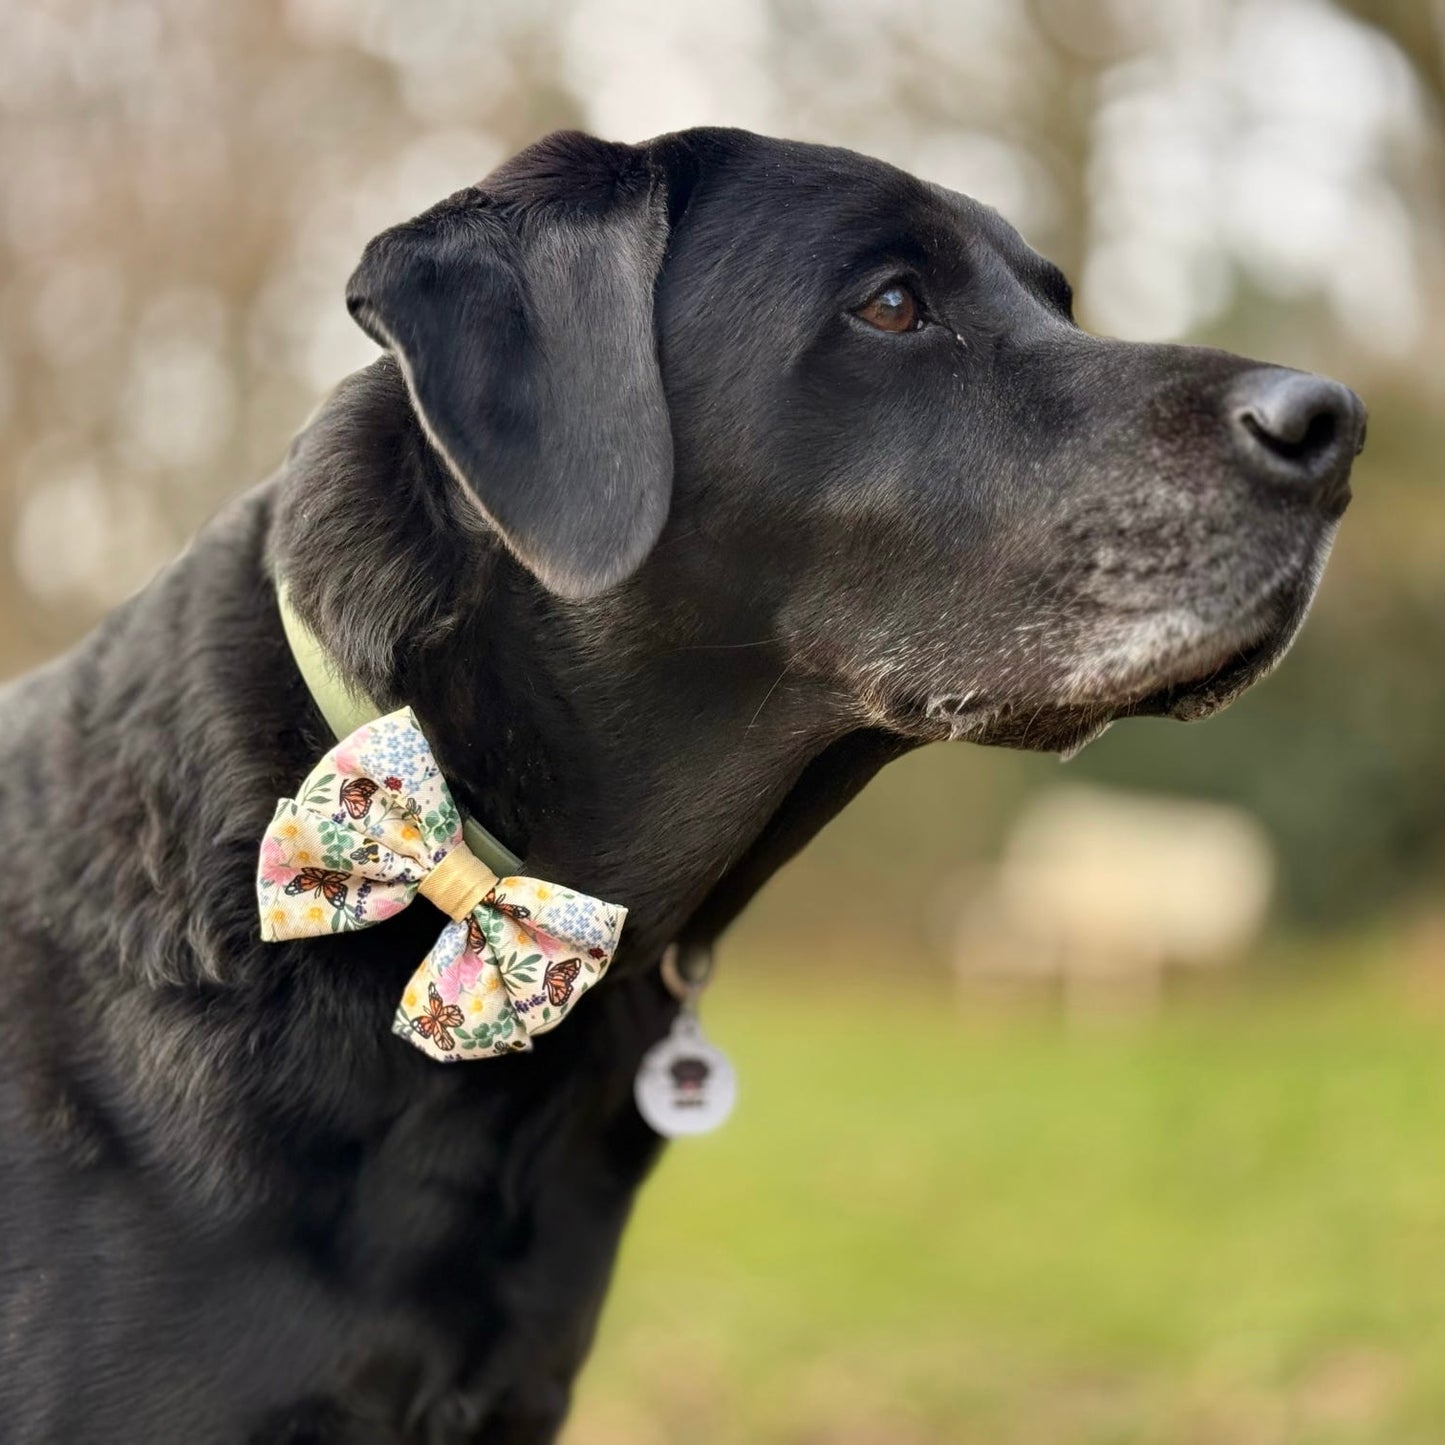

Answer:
[1,0,1441,936]
[1339,0,1445,103]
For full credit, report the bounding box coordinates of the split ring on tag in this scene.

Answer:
[636,943,737,1138]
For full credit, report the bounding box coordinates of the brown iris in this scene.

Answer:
[855,282,922,333]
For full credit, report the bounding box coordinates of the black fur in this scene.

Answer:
[0,128,1362,1442]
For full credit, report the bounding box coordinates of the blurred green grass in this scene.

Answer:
[566,945,1445,1444]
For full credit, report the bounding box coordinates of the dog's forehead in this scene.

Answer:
[665,133,1049,298]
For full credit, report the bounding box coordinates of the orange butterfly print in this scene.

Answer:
[411,982,466,1052]
[338,776,379,819]
[544,958,582,1008]
[481,886,531,924]
[283,867,350,909]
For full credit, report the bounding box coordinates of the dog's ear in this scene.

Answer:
[345,132,673,600]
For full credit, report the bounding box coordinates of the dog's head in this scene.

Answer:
[346,128,1363,756]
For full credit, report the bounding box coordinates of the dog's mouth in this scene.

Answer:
[1119,621,1285,721]
[1117,533,1337,725]
[906,629,1277,753]
[896,548,1328,754]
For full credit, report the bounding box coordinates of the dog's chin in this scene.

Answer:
[1114,546,1334,727]
[900,554,1329,755]
[1114,620,1290,726]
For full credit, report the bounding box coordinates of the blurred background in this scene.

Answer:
[2,0,1443,1439]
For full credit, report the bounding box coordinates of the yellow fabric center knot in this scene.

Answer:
[417,843,499,922]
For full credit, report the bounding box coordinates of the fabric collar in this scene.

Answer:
[275,582,523,878]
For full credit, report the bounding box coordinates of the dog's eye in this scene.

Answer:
[855,282,923,333]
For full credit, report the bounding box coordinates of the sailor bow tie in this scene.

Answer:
[257,706,625,1061]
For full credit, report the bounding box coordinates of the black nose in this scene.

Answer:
[1228,368,1366,509]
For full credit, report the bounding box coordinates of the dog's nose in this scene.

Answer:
[1227,368,1366,508]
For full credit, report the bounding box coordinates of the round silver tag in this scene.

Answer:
[634,1014,736,1138]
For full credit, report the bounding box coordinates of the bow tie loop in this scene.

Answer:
[418,843,500,921]
[256,707,626,1062]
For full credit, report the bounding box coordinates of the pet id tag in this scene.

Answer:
[636,942,736,1138]
[634,1011,736,1138]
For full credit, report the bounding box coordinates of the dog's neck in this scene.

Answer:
[271,359,905,970]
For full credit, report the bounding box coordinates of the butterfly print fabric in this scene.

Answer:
[257,707,625,1061]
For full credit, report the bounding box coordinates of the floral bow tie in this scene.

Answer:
[257,707,625,1061]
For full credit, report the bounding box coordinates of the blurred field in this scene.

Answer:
[567,943,1445,1445]
[3,1,1443,928]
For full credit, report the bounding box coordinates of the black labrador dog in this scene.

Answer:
[0,128,1363,1442]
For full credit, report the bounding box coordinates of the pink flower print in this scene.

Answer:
[436,948,486,1006]
[259,837,292,888]
[433,965,461,1005]
[367,895,404,923]
[455,950,486,995]
[331,746,362,776]
[526,925,561,957]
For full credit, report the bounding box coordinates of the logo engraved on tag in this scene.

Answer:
[634,1013,736,1138]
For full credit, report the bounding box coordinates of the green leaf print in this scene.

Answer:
[499,952,537,985]
[435,798,460,836]
[303,773,336,806]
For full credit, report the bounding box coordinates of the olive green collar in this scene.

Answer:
[276,583,524,877]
